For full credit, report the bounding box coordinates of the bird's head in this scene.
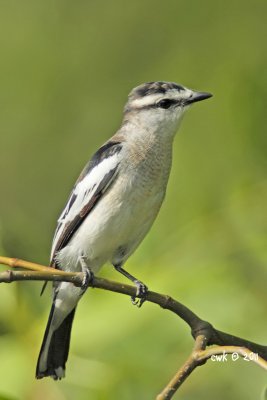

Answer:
[124,81,212,135]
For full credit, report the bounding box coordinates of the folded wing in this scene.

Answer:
[50,141,123,264]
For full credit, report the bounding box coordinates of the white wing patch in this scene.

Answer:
[50,153,120,261]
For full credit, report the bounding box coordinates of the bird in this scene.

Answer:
[36,81,212,380]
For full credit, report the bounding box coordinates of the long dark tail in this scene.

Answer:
[36,305,76,380]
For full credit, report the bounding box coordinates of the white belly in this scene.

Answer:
[57,170,167,273]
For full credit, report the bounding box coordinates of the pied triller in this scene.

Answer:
[36,81,212,380]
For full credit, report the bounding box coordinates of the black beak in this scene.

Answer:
[185,91,213,105]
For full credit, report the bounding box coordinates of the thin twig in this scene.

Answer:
[0,256,72,275]
[197,345,267,370]
[0,256,266,399]
[156,339,267,400]
[156,335,208,400]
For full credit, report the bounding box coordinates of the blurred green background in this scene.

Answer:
[0,0,266,399]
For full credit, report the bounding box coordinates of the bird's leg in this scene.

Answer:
[78,255,94,291]
[113,264,148,307]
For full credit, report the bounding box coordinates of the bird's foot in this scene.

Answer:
[131,280,148,308]
[113,264,148,308]
[79,255,94,291]
[81,268,94,291]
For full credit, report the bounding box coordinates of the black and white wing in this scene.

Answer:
[50,140,123,265]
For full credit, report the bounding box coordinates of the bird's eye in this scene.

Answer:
[157,99,175,109]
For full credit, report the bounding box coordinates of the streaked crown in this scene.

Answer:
[129,81,185,99]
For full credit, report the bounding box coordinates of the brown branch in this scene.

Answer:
[0,256,266,399]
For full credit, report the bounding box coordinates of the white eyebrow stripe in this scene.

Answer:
[131,94,163,108]
[130,88,189,108]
